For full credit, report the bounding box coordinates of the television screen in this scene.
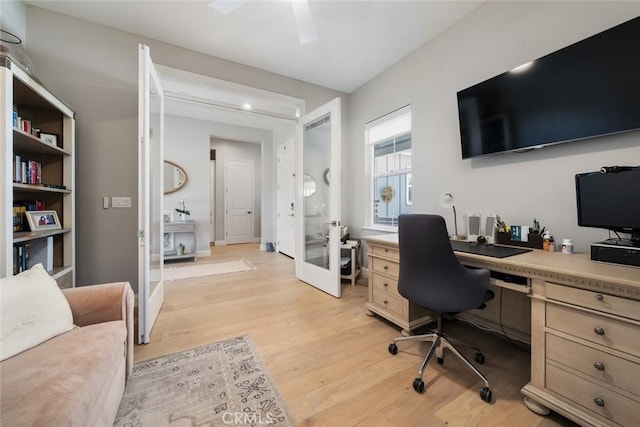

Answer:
[575,167,640,240]
[457,17,640,159]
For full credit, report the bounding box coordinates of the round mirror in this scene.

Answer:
[164,160,188,194]
[303,174,317,197]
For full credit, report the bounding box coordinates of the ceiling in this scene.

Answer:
[27,0,484,94]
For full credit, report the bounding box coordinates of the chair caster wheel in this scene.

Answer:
[475,352,485,364]
[437,357,444,364]
[413,378,425,393]
[388,343,398,355]
[480,386,492,403]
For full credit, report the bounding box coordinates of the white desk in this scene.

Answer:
[363,233,640,426]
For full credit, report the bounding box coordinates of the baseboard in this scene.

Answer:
[215,240,227,246]
[197,249,211,258]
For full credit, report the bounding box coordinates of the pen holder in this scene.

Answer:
[495,231,543,249]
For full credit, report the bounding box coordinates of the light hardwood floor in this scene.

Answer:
[135,243,576,426]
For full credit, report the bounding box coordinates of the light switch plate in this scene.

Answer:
[112,197,131,208]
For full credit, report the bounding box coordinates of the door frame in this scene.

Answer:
[210,156,215,244]
[276,138,296,258]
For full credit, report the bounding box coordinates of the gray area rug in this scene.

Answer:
[114,335,296,426]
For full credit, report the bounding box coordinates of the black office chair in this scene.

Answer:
[388,214,493,403]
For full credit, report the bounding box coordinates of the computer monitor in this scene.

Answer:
[575,166,640,243]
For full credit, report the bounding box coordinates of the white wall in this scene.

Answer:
[347,1,640,253]
[164,115,266,256]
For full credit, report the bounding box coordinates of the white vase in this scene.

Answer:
[180,213,187,221]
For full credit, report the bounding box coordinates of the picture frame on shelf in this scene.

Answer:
[163,232,174,252]
[163,211,174,223]
[25,210,61,232]
[39,132,58,146]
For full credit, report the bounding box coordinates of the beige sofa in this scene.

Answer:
[0,281,134,426]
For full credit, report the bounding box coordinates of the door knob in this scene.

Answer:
[247,211,252,214]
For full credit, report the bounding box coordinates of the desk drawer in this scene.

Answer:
[546,363,639,426]
[371,257,399,278]
[370,245,399,261]
[546,282,640,322]
[546,304,640,356]
[371,273,400,297]
[372,289,404,317]
[546,333,640,398]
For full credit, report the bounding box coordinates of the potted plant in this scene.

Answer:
[175,200,191,221]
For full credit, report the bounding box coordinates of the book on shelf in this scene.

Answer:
[14,155,21,182]
[13,243,30,275]
[15,158,42,185]
[13,201,45,232]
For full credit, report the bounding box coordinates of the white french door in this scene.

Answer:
[277,140,296,258]
[295,98,342,297]
[137,44,165,344]
[225,159,254,244]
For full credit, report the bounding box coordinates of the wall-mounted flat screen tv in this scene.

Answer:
[457,17,640,159]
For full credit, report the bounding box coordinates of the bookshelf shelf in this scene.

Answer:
[2,55,76,288]
[13,129,70,156]
[13,229,72,244]
[13,183,72,194]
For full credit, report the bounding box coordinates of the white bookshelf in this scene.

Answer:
[1,55,75,287]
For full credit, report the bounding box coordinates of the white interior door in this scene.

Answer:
[295,98,342,297]
[277,140,296,257]
[138,44,165,344]
[225,159,254,244]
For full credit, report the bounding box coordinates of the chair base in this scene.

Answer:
[388,318,492,402]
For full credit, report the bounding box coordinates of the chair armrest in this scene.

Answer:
[62,282,135,379]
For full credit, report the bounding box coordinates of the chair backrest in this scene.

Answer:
[397,214,490,314]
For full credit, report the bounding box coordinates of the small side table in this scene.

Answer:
[341,240,361,286]
[164,221,197,262]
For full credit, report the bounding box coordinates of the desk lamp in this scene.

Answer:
[440,193,466,240]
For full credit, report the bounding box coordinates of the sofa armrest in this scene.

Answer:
[62,282,134,379]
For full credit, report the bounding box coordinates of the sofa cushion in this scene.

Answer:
[0,263,74,361]
[0,320,127,426]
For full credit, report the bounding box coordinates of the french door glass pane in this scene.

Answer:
[149,84,162,288]
[303,114,331,270]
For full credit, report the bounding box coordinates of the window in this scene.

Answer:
[366,106,412,229]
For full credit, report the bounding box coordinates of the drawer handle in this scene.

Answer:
[594,327,605,336]
[383,265,389,270]
[384,249,389,253]
[593,362,605,371]
[595,293,604,301]
[383,300,388,304]
[593,397,605,408]
[383,283,388,287]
